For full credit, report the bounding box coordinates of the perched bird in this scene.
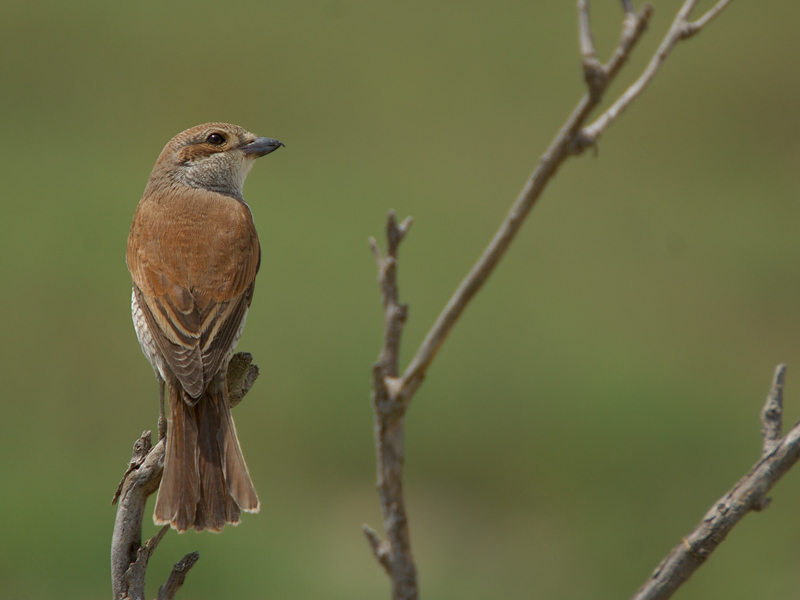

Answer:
[126,123,283,532]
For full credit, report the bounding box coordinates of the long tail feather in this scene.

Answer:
[154,378,200,531]
[218,377,260,513]
[155,372,259,532]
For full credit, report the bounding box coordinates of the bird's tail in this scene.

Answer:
[154,373,260,532]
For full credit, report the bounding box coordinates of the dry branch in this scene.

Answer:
[157,552,200,600]
[111,352,259,600]
[631,365,797,600]
[364,1,735,598]
[365,213,417,600]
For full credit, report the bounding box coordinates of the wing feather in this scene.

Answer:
[127,186,260,399]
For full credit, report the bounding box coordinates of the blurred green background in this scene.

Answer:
[1,1,799,598]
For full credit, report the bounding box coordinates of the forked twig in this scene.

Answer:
[364,2,735,599]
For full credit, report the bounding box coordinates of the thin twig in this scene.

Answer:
[631,366,798,600]
[366,212,418,600]
[124,526,170,600]
[157,552,201,600]
[685,0,733,37]
[396,2,656,403]
[396,0,731,402]
[580,0,733,146]
[578,0,607,98]
[363,524,393,575]
[761,364,786,456]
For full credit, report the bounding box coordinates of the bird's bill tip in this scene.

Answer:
[242,137,285,157]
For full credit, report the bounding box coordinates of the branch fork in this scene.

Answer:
[364,2,738,599]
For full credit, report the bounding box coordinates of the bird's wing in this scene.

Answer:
[127,188,260,398]
[133,280,253,399]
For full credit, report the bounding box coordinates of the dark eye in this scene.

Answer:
[206,132,225,145]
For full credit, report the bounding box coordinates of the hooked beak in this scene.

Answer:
[242,137,285,157]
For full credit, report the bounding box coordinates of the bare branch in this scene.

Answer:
[366,2,736,598]
[111,352,259,600]
[578,0,607,98]
[581,0,733,145]
[124,526,170,600]
[631,366,799,600]
[577,1,597,64]
[601,4,655,86]
[366,212,419,599]
[374,212,412,382]
[685,0,733,37]
[761,364,786,456]
[157,552,201,600]
[397,3,660,399]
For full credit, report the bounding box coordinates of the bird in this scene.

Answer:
[126,122,283,532]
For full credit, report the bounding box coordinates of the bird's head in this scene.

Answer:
[147,122,284,200]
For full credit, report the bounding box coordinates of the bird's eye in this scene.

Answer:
[206,133,225,145]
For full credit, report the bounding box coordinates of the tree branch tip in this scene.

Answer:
[175,551,200,570]
[625,2,654,31]
[398,216,413,236]
[685,0,732,37]
[619,3,653,45]
[157,552,200,600]
[134,430,153,452]
[363,523,382,547]
[369,236,382,255]
[763,364,786,413]
[363,524,392,574]
[577,0,605,97]
[143,525,170,553]
[761,363,786,455]
[621,0,636,16]
[386,213,413,254]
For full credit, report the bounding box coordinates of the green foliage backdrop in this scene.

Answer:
[0,1,799,598]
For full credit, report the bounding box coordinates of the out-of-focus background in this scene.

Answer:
[1,1,799,598]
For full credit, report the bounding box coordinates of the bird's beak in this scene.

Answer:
[242,137,285,157]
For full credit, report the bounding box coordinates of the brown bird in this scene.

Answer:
[127,123,283,532]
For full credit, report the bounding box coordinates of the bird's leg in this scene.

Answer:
[158,379,167,441]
